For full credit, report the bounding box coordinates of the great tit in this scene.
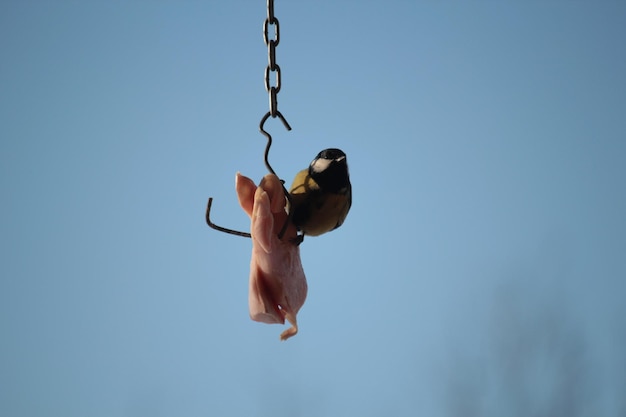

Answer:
[288,148,352,240]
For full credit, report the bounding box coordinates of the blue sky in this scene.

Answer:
[1,1,625,416]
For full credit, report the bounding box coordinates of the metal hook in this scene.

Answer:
[206,197,251,238]
[259,111,293,240]
[205,112,293,240]
[206,0,296,242]
[259,110,291,175]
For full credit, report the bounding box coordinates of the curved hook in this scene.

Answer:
[259,111,294,240]
[259,110,291,175]
[205,111,294,240]
[206,197,251,238]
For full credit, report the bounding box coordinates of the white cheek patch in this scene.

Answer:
[311,157,332,173]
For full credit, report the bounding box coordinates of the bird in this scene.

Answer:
[288,148,352,242]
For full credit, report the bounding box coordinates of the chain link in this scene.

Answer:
[263,0,286,119]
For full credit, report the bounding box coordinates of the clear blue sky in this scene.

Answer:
[1,1,625,416]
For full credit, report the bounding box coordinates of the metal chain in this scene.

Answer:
[206,0,293,240]
[259,0,292,239]
[261,0,291,131]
